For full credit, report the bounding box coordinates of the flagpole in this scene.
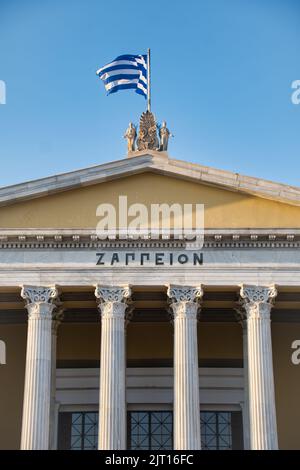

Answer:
[147,48,151,112]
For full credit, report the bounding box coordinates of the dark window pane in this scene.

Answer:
[201,411,233,450]
[58,412,98,450]
[128,411,173,450]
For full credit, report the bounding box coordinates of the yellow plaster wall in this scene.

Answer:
[127,323,173,359]
[56,323,100,361]
[272,323,300,449]
[198,323,243,359]
[0,324,26,450]
[1,173,300,229]
[56,323,243,361]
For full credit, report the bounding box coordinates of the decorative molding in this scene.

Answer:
[1,229,300,249]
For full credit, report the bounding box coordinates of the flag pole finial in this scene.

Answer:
[147,48,151,112]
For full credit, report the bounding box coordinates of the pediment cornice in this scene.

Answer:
[0,151,299,207]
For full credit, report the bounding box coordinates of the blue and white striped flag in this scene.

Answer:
[96,54,147,98]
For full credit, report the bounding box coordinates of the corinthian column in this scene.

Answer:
[239,284,278,450]
[167,285,203,450]
[20,285,59,450]
[95,285,131,450]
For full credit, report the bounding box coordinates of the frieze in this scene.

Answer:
[0,231,300,249]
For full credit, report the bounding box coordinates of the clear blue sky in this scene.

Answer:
[0,0,299,187]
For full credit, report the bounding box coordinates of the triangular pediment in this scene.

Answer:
[0,152,300,230]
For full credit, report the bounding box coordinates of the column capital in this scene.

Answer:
[21,285,59,304]
[21,285,59,319]
[167,285,203,320]
[167,284,203,303]
[238,284,277,320]
[94,285,131,304]
[94,285,132,319]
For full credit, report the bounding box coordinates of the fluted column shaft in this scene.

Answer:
[239,284,278,450]
[95,285,131,450]
[168,285,203,450]
[241,320,251,449]
[20,286,58,450]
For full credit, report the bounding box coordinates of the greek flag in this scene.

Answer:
[96,54,147,98]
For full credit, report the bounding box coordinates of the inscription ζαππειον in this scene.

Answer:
[96,251,203,266]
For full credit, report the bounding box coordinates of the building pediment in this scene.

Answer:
[0,151,300,207]
[0,152,300,231]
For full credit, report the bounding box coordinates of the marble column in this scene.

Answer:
[167,285,203,450]
[20,285,59,450]
[95,285,131,450]
[49,307,64,450]
[239,284,278,450]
